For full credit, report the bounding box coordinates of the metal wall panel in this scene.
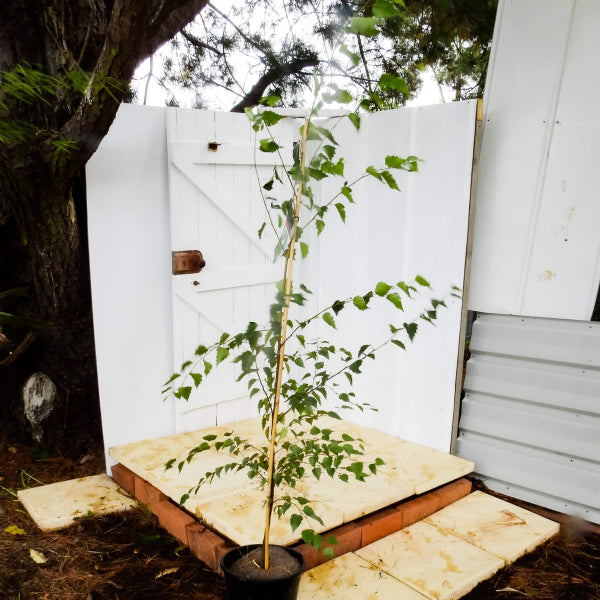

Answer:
[468,0,600,320]
[457,314,600,523]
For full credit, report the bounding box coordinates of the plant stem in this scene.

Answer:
[261,117,310,570]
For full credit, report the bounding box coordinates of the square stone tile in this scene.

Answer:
[298,552,428,600]
[294,469,414,523]
[194,484,346,546]
[425,491,560,563]
[356,521,505,600]
[17,474,137,532]
[375,442,474,495]
[305,416,411,452]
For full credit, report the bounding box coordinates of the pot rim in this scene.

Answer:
[220,544,306,583]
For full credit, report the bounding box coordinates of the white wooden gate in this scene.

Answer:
[167,110,295,431]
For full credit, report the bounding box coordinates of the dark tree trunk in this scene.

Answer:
[0,0,209,447]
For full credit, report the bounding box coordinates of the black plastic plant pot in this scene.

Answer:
[220,544,306,600]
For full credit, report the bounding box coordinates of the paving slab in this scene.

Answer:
[356,521,505,600]
[298,551,428,600]
[17,474,137,531]
[194,484,347,546]
[424,490,561,563]
[375,442,474,495]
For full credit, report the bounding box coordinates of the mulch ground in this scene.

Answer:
[1,436,598,600]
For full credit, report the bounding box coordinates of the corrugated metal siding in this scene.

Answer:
[468,0,600,320]
[456,313,600,523]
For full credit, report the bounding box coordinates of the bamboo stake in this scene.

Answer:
[261,117,310,570]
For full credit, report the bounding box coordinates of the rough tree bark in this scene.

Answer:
[0,0,209,444]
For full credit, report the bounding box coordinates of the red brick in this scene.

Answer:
[359,505,404,547]
[154,500,196,543]
[187,523,233,573]
[430,478,472,509]
[294,522,361,570]
[396,478,472,528]
[134,477,168,509]
[110,464,136,496]
[397,491,439,528]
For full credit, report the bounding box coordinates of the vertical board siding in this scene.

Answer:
[86,105,176,470]
[316,101,476,452]
[457,314,600,523]
[468,0,600,320]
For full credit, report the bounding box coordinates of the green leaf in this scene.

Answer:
[322,312,336,329]
[340,43,360,66]
[323,546,334,560]
[341,185,354,203]
[372,0,400,17]
[379,73,410,94]
[347,113,361,130]
[415,275,430,287]
[303,505,324,525]
[381,170,399,190]
[335,203,346,222]
[300,242,309,259]
[333,89,353,104]
[261,110,286,126]
[301,529,315,544]
[290,514,303,532]
[259,138,279,152]
[353,296,368,311]
[174,386,192,400]
[405,322,418,341]
[165,458,176,470]
[385,155,406,169]
[216,347,230,364]
[195,344,208,356]
[191,372,203,387]
[259,94,280,107]
[366,165,382,181]
[391,339,406,350]
[375,281,392,297]
[349,360,362,374]
[316,219,325,235]
[348,16,380,36]
[203,360,213,376]
[386,292,404,310]
[257,222,266,238]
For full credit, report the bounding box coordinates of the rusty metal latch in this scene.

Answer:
[172,250,206,275]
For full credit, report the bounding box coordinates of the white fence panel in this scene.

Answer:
[468,0,600,320]
[317,101,476,451]
[86,105,175,468]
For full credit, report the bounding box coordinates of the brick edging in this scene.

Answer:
[111,463,471,574]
